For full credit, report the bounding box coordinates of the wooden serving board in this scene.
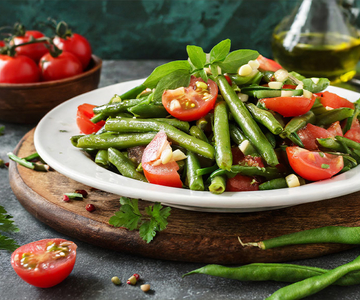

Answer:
[9,128,360,264]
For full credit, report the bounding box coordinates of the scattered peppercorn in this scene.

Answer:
[133,273,140,280]
[141,284,150,292]
[85,204,96,212]
[111,276,121,285]
[127,275,137,285]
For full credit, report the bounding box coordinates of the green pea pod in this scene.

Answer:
[108,147,147,182]
[247,103,283,135]
[183,263,360,286]
[315,107,354,126]
[217,75,279,166]
[214,101,233,171]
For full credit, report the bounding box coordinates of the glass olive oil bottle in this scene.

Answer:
[272,0,360,83]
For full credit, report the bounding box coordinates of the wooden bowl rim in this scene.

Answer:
[0,54,102,90]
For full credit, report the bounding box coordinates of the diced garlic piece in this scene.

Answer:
[248,59,260,70]
[274,69,289,82]
[281,90,294,97]
[151,159,162,166]
[172,149,187,161]
[311,77,320,84]
[204,67,212,75]
[239,140,250,154]
[325,106,334,110]
[296,82,304,90]
[160,148,173,164]
[286,174,300,188]
[238,64,253,76]
[268,81,283,89]
[237,93,249,102]
[169,99,181,111]
[303,89,313,99]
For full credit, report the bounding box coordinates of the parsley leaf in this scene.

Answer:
[109,197,171,243]
[0,205,19,252]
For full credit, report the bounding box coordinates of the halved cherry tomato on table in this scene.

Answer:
[259,95,316,117]
[11,238,77,288]
[286,146,343,181]
[76,103,105,134]
[162,76,218,122]
[316,91,355,109]
[0,54,40,83]
[39,51,83,81]
[12,30,49,63]
[298,122,343,150]
[256,55,282,72]
[141,131,183,188]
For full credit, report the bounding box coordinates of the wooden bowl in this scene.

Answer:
[0,55,102,124]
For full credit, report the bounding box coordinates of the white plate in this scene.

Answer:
[34,79,360,213]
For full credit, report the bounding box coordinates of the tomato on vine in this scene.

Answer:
[0,54,40,83]
[52,21,92,70]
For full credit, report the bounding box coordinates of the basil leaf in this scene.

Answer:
[302,78,330,93]
[210,39,231,64]
[143,60,191,89]
[219,49,259,74]
[153,69,191,104]
[187,45,206,70]
[210,63,219,77]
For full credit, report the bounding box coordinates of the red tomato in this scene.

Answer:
[286,146,343,181]
[231,147,264,167]
[39,51,83,81]
[298,122,343,150]
[0,54,40,83]
[226,174,259,192]
[162,76,218,122]
[0,40,5,48]
[344,118,360,143]
[316,91,355,109]
[11,239,77,288]
[53,33,92,70]
[76,103,105,134]
[12,30,49,62]
[256,55,282,72]
[260,95,316,117]
[141,131,183,188]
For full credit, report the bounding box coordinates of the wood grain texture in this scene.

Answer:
[9,129,360,264]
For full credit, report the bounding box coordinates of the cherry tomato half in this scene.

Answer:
[286,146,343,181]
[0,54,40,83]
[12,30,49,63]
[344,118,360,143]
[11,238,77,288]
[53,33,92,70]
[226,174,260,192]
[162,76,218,122]
[141,131,183,188]
[76,103,105,134]
[256,55,282,72]
[259,95,316,117]
[316,91,355,110]
[39,51,83,81]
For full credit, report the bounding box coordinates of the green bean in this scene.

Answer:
[208,175,226,194]
[317,137,346,152]
[93,98,143,116]
[183,263,360,286]
[128,101,169,118]
[186,151,204,191]
[108,147,147,182]
[336,135,360,151]
[213,101,232,171]
[105,118,215,159]
[210,165,282,181]
[217,75,278,166]
[241,226,360,250]
[74,132,157,150]
[196,165,218,176]
[228,71,263,86]
[119,84,147,100]
[95,149,110,168]
[315,107,354,126]
[343,100,360,134]
[153,118,190,132]
[229,123,260,157]
[189,125,209,143]
[287,132,304,147]
[7,152,49,172]
[259,178,288,190]
[280,111,315,139]
[266,255,360,300]
[247,103,283,135]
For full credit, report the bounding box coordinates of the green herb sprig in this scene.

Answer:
[109,197,171,243]
[0,205,19,252]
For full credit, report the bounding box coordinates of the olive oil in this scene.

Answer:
[272,32,360,83]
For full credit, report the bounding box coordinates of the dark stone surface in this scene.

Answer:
[1,60,360,299]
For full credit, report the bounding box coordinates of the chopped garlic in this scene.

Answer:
[172,149,187,161]
[281,90,294,97]
[237,93,249,102]
[239,140,250,154]
[268,81,283,89]
[169,99,181,111]
[274,69,289,82]
[160,147,173,164]
[248,59,260,70]
[286,174,300,188]
[238,64,253,76]
[303,89,313,99]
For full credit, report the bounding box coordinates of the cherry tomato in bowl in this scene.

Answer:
[0,54,40,83]
[162,76,218,122]
[39,51,83,81]
[11,238,77,288]
[286,146,343,181]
